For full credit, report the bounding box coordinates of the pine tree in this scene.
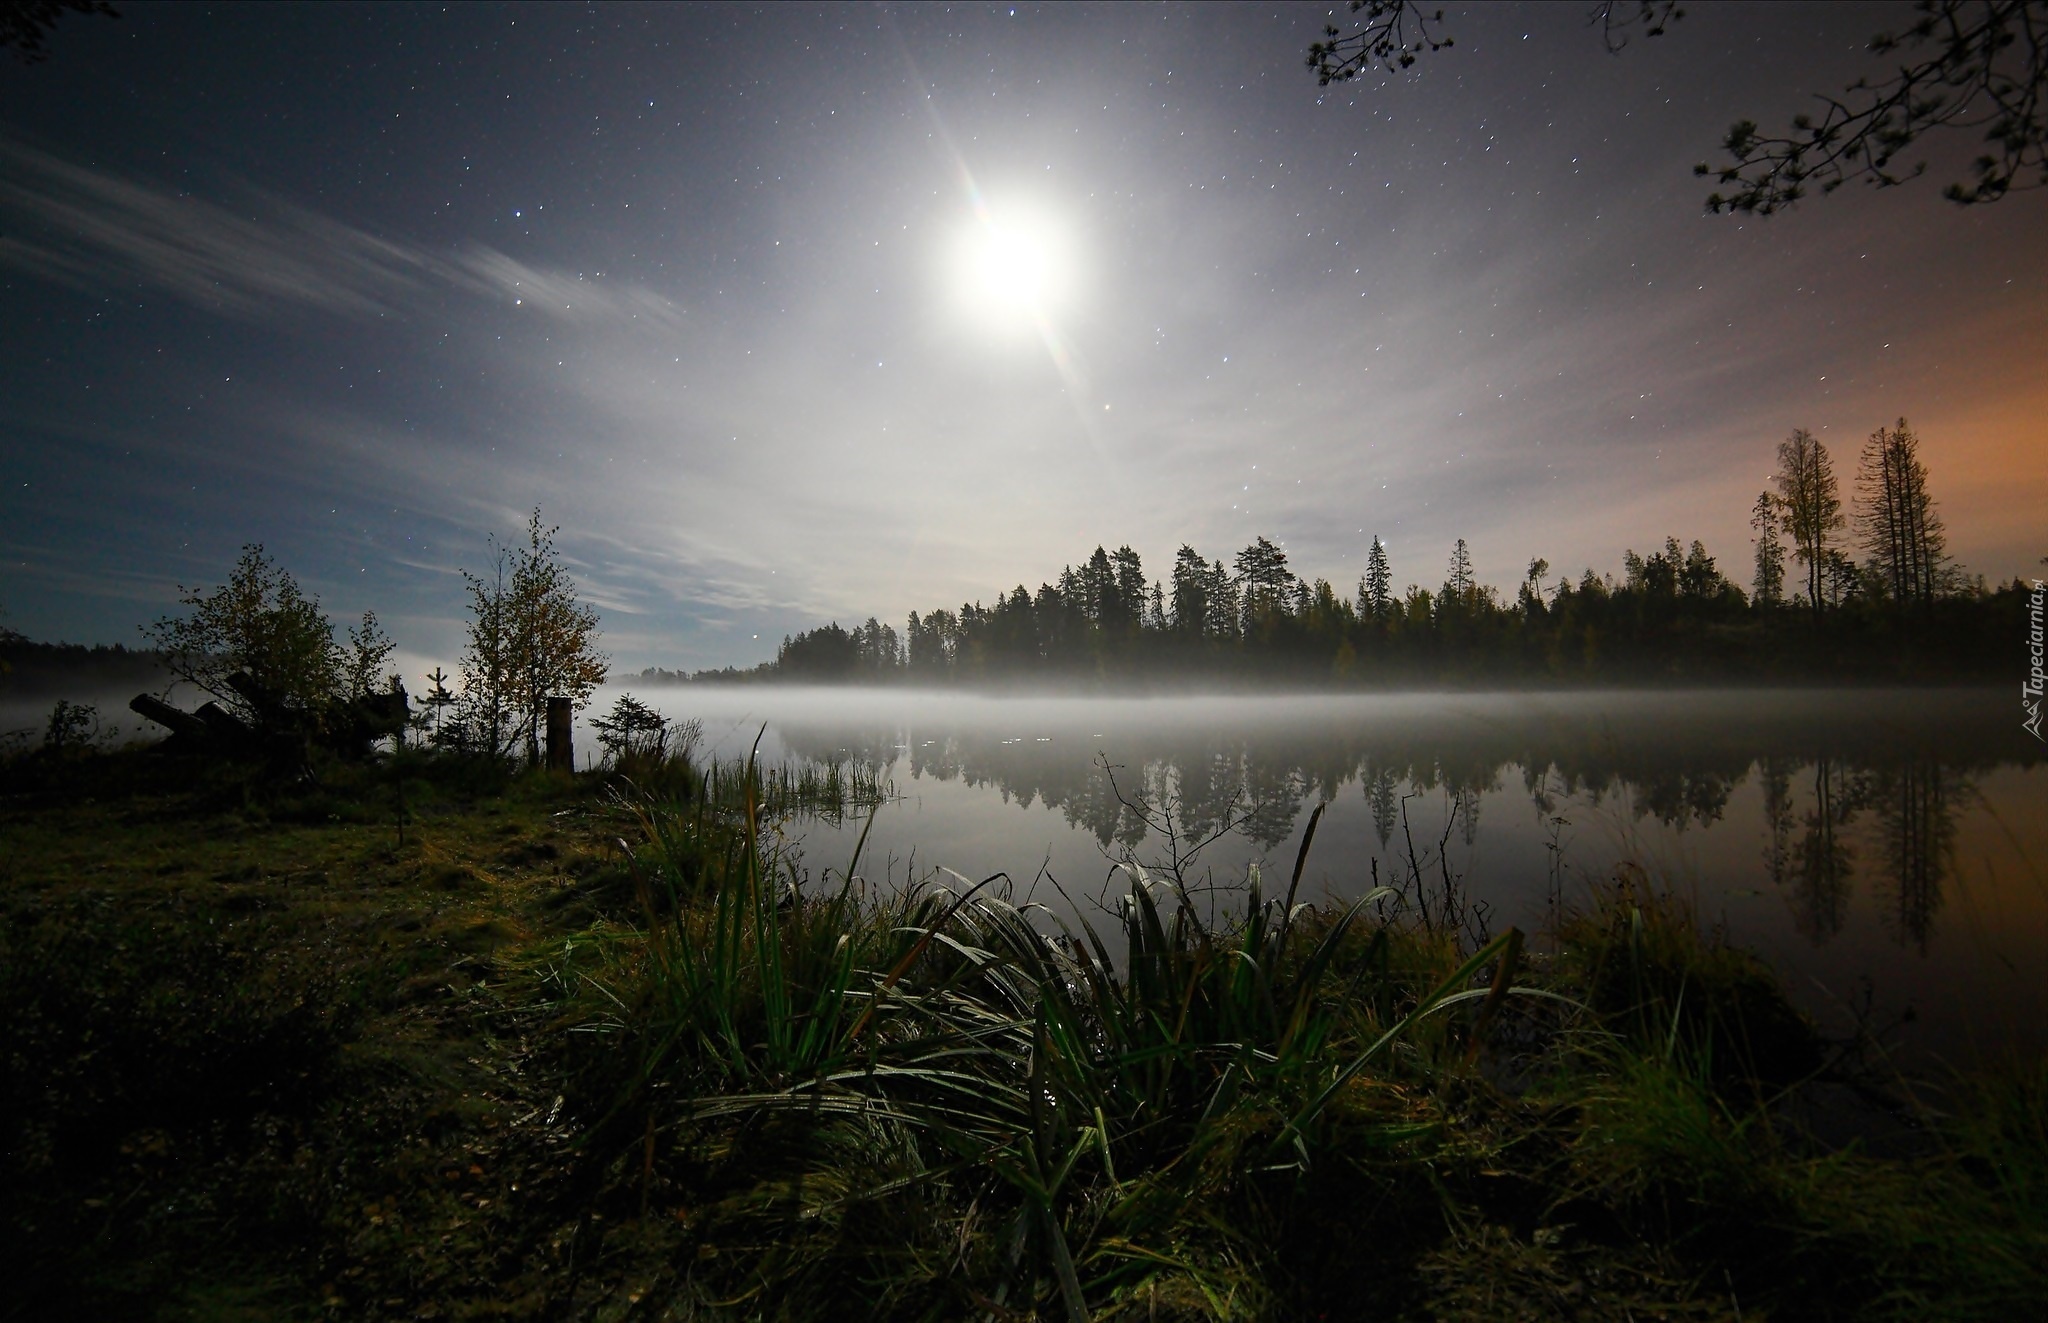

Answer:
[1750,490,1785,606]
[1234,537,1294,632]
[1111,546,1147,631]
[421,665,456,745]
[1171,544,1211,635]
[1359,536,1392,623]
[1080,547,1118,626]
[1204,559,1238,640]
[1445,537,1475,606]
[1681,541,1720,600]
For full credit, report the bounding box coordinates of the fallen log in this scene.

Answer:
[129,693,209,740]
[195,700,255,742]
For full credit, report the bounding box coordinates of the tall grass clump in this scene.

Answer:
[596,720,892,828]
[538,778,1545,1319]
[527,781,2047,1320]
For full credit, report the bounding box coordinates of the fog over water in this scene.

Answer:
[0,680,170,752]
[11,676,2040,1061]
[590,684,2046,1063]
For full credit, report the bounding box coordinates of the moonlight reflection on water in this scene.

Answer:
[579,685,2046,1063]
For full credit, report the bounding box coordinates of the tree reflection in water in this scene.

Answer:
[1875,762,1962,953]
[1365,762,1399,850]
[1790,759,1856,946]
[763,691,2014,957]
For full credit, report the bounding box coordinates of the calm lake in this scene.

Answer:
[10,680,2040,1062]
[598,684,2046,1065]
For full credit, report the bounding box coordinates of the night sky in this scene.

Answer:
[2,2,2043,672]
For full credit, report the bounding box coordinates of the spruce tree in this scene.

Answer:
[1360,536,1392,623]
[1750,490,1786,606]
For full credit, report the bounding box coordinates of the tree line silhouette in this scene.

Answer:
[736,421,2023,687]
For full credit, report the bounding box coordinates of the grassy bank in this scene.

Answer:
[1,742,2042,1320]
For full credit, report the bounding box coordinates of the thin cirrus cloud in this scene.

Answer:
[0,133,772,646]
[0,133,682,334]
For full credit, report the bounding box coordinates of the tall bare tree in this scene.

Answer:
[1520,556,1551,615]
[1855,418,1951,610]
[1773,429,1845,618]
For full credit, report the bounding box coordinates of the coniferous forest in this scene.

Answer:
[727,424,2026,687]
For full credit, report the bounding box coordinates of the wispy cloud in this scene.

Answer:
[0,134,687,332]
[0,135,445,318]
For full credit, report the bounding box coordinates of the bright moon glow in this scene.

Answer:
[971,226,1050,307]
[950,205,1074,331]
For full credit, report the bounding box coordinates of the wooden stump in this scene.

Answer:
[545,696,574,772]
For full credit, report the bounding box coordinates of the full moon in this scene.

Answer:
[969,224,1050,308]
[950,205,1073,330]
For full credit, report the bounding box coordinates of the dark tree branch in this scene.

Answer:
[0,0,116,65]
[1697,0,2048,212]
[1306,1,1680,85]
[1595,1,1685,54]
[1305,0,2045,213]
[1306,1,1454,86]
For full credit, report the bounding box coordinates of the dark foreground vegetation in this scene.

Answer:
[3,733,2043,1323]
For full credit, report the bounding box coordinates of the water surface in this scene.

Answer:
[599,685,2046,1064]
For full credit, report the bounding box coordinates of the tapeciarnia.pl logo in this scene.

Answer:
[2027,578,2045,742]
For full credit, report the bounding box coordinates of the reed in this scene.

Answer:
[551,771,1540,1318]
[607,730,894,827]
[534,780,2048,1319]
